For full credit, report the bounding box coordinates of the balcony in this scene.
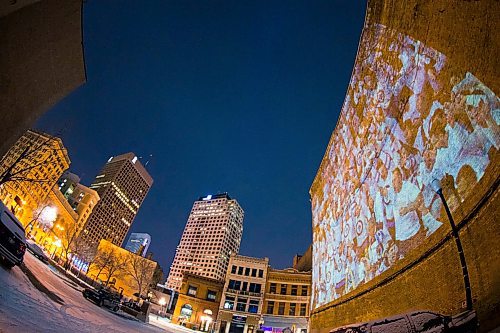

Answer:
[226,288,263,298]
[264,293,309,302]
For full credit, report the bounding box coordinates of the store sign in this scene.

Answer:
[231,315,247,328]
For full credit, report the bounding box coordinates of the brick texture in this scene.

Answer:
[310,0,500,332]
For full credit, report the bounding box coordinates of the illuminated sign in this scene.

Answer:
[203,195,213,200]
[311,24,499,309]
[231,315,247,328]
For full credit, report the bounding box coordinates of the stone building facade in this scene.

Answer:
[216,254,269,333]
[262,268,311,333]
[0,130,70,226]
[87,239,158,298]
[30,182,99,260]
[173,273,224,331]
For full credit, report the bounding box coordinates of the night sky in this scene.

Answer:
[35,1,366,273]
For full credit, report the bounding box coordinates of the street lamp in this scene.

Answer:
[431,179,473,311]
[158,298,167,318]
[201,313,213,332]
[52,238,62,259]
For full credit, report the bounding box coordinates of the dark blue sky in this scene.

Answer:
[36,1,366,272]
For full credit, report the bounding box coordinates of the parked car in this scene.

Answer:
[82,287,121,312]
[0,202,26,269]
[329,310,477,333]
[121,300,142,312]
[26,240,49,264]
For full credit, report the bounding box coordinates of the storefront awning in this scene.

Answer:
[262,316,308,328]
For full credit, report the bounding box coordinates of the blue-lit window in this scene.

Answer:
[236,297,247,312]
[248,300,259,314]
[187,285,197,296]
[224,296,235,310]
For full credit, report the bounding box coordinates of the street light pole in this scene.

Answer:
[432,179,473,311]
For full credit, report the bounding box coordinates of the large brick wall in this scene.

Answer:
[310,0,499,332]
[311,180,500,332]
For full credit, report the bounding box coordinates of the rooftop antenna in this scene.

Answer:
[140,154,153,167]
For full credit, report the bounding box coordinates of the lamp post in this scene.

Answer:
[431,179,473,311]
[52,238,62,260]
[158,298,166,319]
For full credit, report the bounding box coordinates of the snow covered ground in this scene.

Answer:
[148,316,202,333]
[0,252,170,333]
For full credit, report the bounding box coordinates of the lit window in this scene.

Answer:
[187,285,197,296]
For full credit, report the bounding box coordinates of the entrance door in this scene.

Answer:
[220,321,227,333]
[229,315,247,333]
[229,324,245,333]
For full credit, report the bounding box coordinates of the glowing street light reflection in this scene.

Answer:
[39,206,57,226]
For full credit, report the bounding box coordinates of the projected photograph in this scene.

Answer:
[311,23,500,309]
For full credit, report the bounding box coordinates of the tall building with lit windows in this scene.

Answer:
[81,153,153,248]
[166,193,244,291]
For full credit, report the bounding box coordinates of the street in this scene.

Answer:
[0,252,184,333]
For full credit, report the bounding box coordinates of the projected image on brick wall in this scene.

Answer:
[311,23,499,309]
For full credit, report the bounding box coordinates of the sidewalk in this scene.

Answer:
[149,315,196,333]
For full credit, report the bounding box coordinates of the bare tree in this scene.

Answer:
[91,247,116,280]
[92,247,128,285]
[59,222,80,268]
[25,202,55,232]
[0,131,61,186]
[151,265,164,289]
[70,240,96,277]
[125,253,157,297]
[71,237,96,263]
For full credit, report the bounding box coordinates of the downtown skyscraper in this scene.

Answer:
[124,232,151,257]
[166,193,244,291]
[81,153,153,248]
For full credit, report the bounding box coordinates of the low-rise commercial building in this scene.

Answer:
[262,268,311,333]
[173,273,224,331]
[27,180,99,263]
[87,239,158,298]
[216,254,269,333]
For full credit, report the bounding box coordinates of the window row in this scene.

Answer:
[230,265,264,278]
[269,283,308,296]
[266,301,307,316]
[223,296,259,313]
[187,285,218,301]
[228,280,262,293]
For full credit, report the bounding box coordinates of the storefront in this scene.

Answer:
[261,316,308,333]
[217,312,261,333]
